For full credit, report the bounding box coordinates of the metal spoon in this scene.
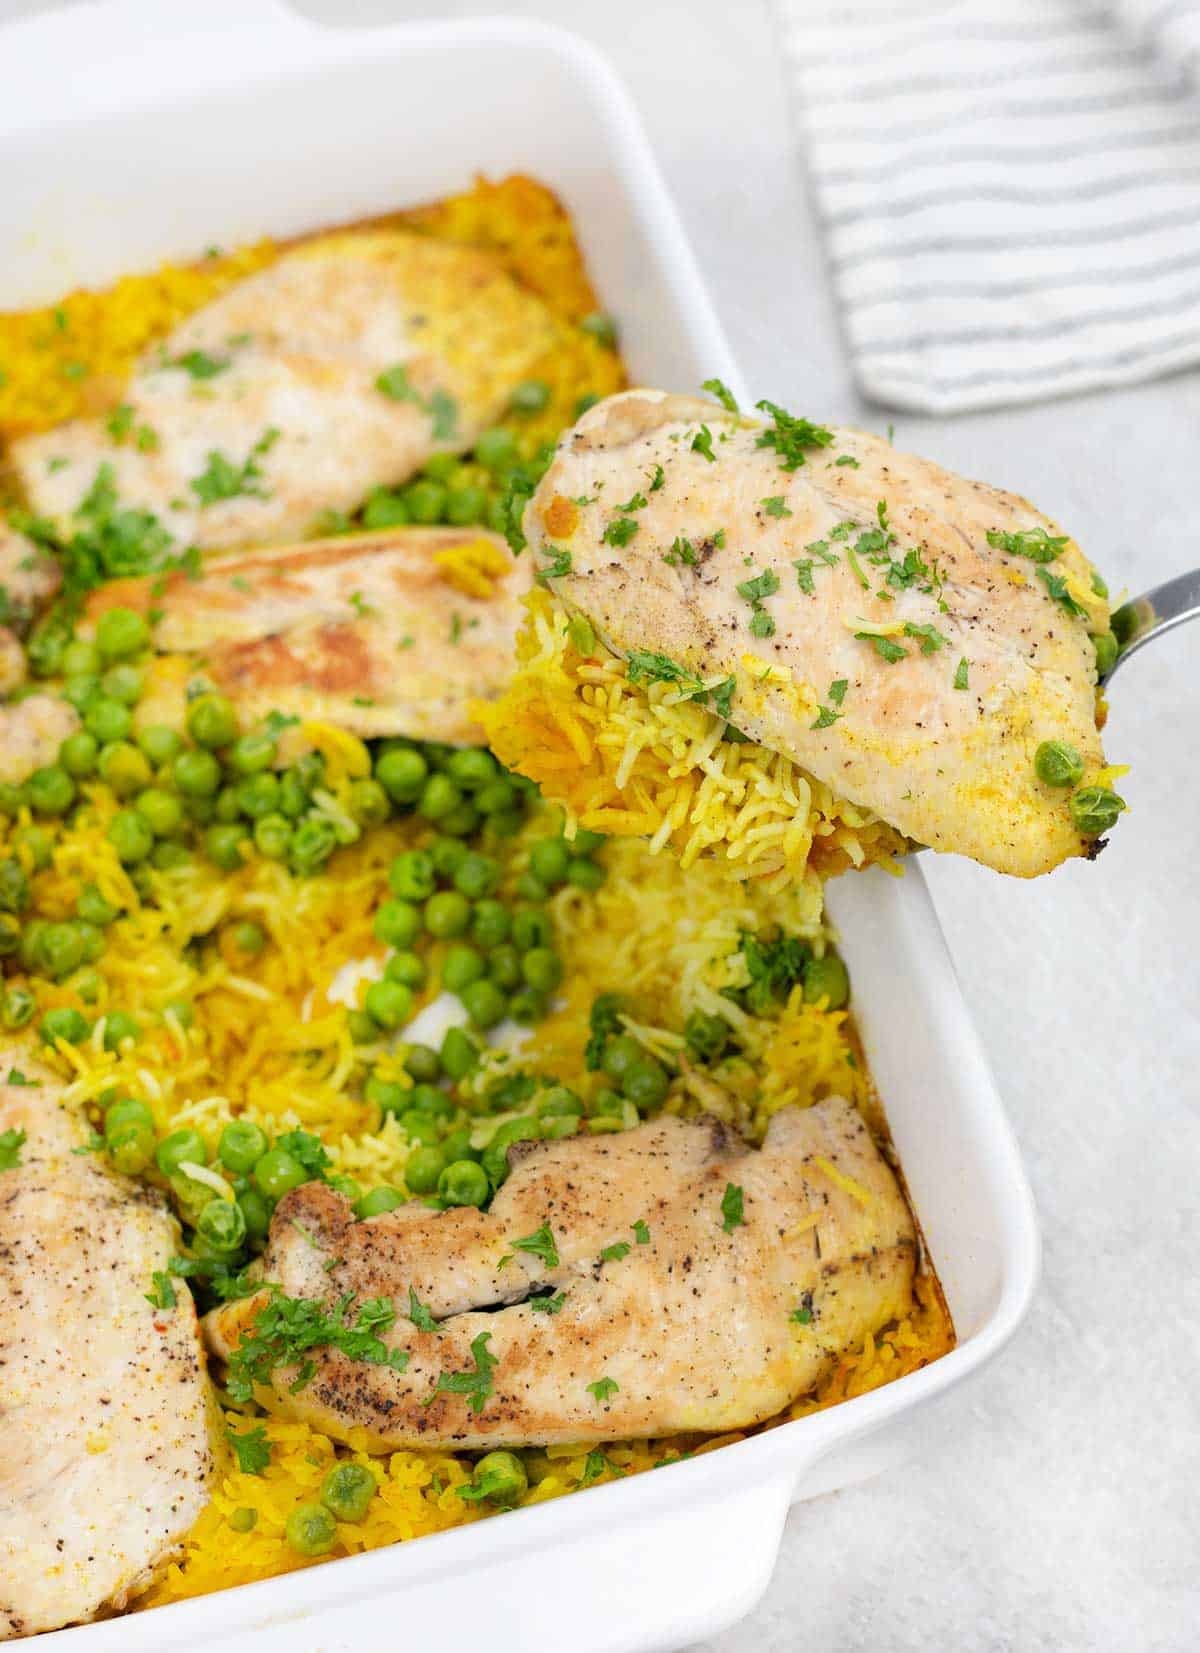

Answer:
[1105,566,1200,682]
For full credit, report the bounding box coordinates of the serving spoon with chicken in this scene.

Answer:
[500,388,1130,879]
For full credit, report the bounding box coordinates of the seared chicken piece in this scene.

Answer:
[81,526,528,746]
[205,1098,915,1450]
[0,694,78,786]
[524,390,1113,877]
[0,1058,215,1640]
[9,231,559,552]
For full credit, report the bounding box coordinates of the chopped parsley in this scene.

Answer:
[581,1449,611,1484]
[664,535,698,567]
[739,930,809,1013]
[691,424,717,462]
[227,1424,272,1476]
[144,1270,177,1310]
[599,1241,631,1263]
[191,430,277,507]
[173,349,230,380]
[790,1300,814,1326]
[1037,568,1088,618]
[811,704,841,730]
[0,1128,26,1170]
[701,377,739,412]
[507,1223,560,1269]
[407,1288,438,1334]
[585,992,625,1070]
[626,650,701,692]
[648,464,666,492]
[754,400,835,470]
[375,366,458,439]
[986,526,1067,564]
[761,495,793,518]
[736,567,780,639]
[954,658,970,691]
[602,516,639,548]
[426,1330,497,1415]
[794,559,815,596]
[586,1376,620,1404]
[530,1291,566,1315]
[835,455,860,468]
[709,675,736,719]
[856,631,908,663]
[274,1129,330,1181]
[902,621,949,655]
[347,591,376,618]
[375,364,422,402]
[720,1182,746,1233]
[6,1069,38,1087]
[615,489,647,514]
[538,547,573,581]
[225,1289,410,1403]
[633,1220,651,1245]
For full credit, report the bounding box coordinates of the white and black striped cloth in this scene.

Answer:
[774,0,1200,411]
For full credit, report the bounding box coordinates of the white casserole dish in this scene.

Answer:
[0,4,1040,1647]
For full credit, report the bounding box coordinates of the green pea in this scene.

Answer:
[467,1449,528,1506]
[289,816,337,875]
[430,836,468,880]
[566,857,605,891]
[508,988,546,1025]
[62,673,101,712]
[219,1120,269,1174]
[444,484,489,525]
[75,883,116,927]
[487,944,522,991]
[364,978,413,1031]
[424,890,470,939]
[438,1158,490,1207]
[509,378,551,414]
[135,786,184,837]
[0,785,27,819]
[278,768,310,819]
[422,452,462,483]
[803,953,851,1010]
[411,1084,453,1119]
[96,606,150,661]
[440,1026,481,1081]
[385,950,425,989]
[475,777,517,816]
[27,764,75,816]
[515,872,547,903]
[103,1010,140,1051]
[470,900,510,949]
[197,1196,247,1253]
[474,427,518,473]
[405,479,447,524]
[321,1462,377,1523]
[442,944,485,994]
[61,638,101,677]
[521,947,562,995]
[440,802,480,838]
[229,732,277,775]
[251,813,291,859]
[580,312,617,349]
[108,809,154,865]
[461,978,508,1030]
[0,914,21,957]
[403,1144,446,1195]
[1070,786,1126,835]
[253,1147,307,1199]
[174,748,222,797]
[529,838,570,886]
[348,777,390,828]
[537,1085,582,1118]
[1,985,34,1029]
[205,823,249,872]
[439,1128,477,1164]
[569,828,606,855]
[238,1187,272,1240]
[1093,630,1119,677]
[229,1508,258,1533]
[60,731,99,778]
[328,1174,362,1202]
[138,723,184,766]
[512,907,552,952]
[684,1009,730,1064]
[105,1097,155,1136]
[100,664,143,706]
[452,853,498,902]
[362,486,409,530]
[347,1009,379,1044]
[445,750,496,794]
[354,1186,406,1218]
[486,494,509,534]
[404,1043,441,1083]
[375,747,428,803]
[285,1504,337,1558]
[365,1075,409,1114]
[623,1058,669,1110]
[389,850,436,902]
[151,841,191,871]
[0,859,29,915]
[107,1120,155,1174]
[418,773,461,823]
[236,772,280,819]
[399,1109,441,1146]
[84,696,132,745]
[601,1035,642,1085]
[481,1117,538,1186]
[75,920,105,964]
[1034,740,1084,788]
[156,1128,207,1176]
[213,785,242,824]
[98,741,151,797]
[233,920,265,955]
[187,693,238,749]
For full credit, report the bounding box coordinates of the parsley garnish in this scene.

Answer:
[227,1424,271,1476]
[633,1220,651,1245]
[701,377,739,412]
[426,1330,497,1415]
[835,455,860,468]
[581,1449,611,1484]
[348,591,376,618]
[274,1129,330,1181]
[616,490,647,514]
[902,621,949,655]
[530,1291,566,1315]
[509,1223,560,1269]
[761,495,793,518]
[986,526,1067,564]
[856,632,908,663]
[829,678,848,705]
[375,364,421,402]
[736,567,780,638]
[429,390,458,441]
[0,1128,26,1170]
[602,516,638,548]
[587,1376,620,1404]
[1037,568,1088,618]
[599,1241,631,1263]
[811,704,841,730]
[191,431,276,506]
[407,1287,439,1333]
[263,710,300,737]
[790,1300,814,1326]
[585,993,625,1070]
[6,1069,38,1087]
[225,1289,409,1402]
[174,349,230,380]
[538,547,572,581]
[626,650,701,692]
[375,367,458,440]
[710,676,736,719]
[721,1182,746,1232]
[754,400,835,470]
[664,535,698,567]
[739,931,809,1013]
[954,658,970,691]
[691,424,717,462]
[648,464,666,492]
[794,559,815,596]
[145,1270,177,1310]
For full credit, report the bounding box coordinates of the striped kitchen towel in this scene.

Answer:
[774,0,1200,412]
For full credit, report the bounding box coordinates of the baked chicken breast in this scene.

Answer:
[9,230,558,553]
[82,525,529,746]
[0,1058,214,1639]
[205,1098,915,1450]
[522,389,1115,877]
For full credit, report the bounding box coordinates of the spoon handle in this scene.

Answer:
[1106,566,1200,683]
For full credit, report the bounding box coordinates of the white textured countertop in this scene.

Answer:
[2,1,1197,1647]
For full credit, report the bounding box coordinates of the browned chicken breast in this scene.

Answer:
[0,1059,215,1639]
[523,389,1116,877]
[80,525,528,746]
[205,1098,915,1450]
[9,231,559,553]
